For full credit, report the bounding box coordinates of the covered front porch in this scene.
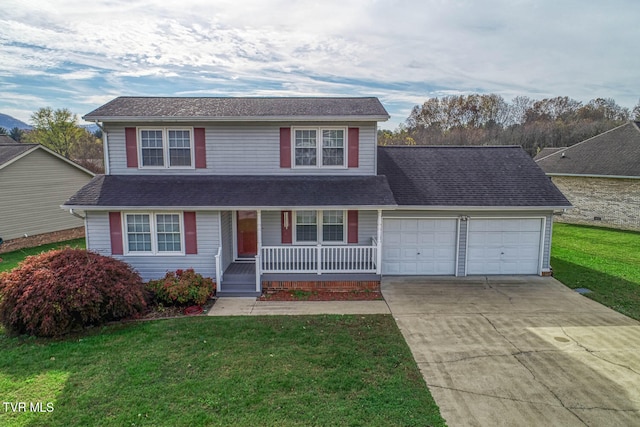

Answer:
[215,209,383,297]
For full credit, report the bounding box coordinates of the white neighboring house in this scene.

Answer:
[0,136,95,248]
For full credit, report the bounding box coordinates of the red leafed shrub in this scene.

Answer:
[146,269,215,306]
[0,248,146,337]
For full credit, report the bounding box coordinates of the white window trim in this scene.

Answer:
[291,127,348,169]
[293,210,347,244]
[123,212,186,256]
[138,127,195,169]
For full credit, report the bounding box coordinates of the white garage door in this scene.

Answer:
[382,219,457,275]
[467,218,543,275]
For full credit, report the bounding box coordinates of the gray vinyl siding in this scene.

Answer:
[358,210,378,244]
[85,211,220,282]
[105,122,376,176]
[542,213,553,270]
[382,209,555,276]
[457,219,468,277]
[0,149,93,240]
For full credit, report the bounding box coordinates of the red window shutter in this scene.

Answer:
[348,128,359,168]
[280,128,291,168]
[281,211,292,244]
[347,210,358,244]
[184,212,198,254]
[125,127,138,168]
[109,212,124,255]
[194,128,207,168]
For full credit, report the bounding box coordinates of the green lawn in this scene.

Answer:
[0,315,445,427]
[0,239,85,273]
[551,223,640,320]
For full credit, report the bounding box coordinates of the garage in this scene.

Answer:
[466,218,543,275]
[382,218,458,275]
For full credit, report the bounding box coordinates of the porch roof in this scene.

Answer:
[63,174,397,210]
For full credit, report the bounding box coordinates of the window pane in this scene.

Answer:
[156,214,181,252]
[322,211,344,242]
[296,211,317,242]
[168,130,192,166]
[295,130,317,166]
[141,130,164,167]
[322,130,344,166]
[126,214,152,252]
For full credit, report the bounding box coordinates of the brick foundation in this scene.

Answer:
[0,227,85,254]
[262,280,381,293]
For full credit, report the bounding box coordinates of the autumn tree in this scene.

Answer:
[26,108,85,158]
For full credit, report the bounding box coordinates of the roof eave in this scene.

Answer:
[546,173,640,179]
[62,204,398,211]
[392,205,572,211]
[82,115,390,123]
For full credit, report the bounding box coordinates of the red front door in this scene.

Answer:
[237,211,257,257]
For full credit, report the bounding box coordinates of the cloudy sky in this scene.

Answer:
[1,0,638,129]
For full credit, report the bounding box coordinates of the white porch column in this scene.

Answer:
[376,209,382,275]
[255,210,262,293]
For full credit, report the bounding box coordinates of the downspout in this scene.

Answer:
[69,208,85,220]
[95,121,109,175]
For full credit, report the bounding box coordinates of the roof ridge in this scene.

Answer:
[535,122,632,162]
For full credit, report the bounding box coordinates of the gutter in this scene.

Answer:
[69,208,86,219]
[82,115,390,123]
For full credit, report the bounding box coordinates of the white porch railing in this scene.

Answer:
[261,244,377,274]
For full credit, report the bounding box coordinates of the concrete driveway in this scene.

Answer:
[382,276,640,427]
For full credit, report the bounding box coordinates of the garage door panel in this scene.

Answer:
[467,219,542,275]
[383,219,457,275]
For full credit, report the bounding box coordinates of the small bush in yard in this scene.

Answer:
[0,248,146,337]
[146,269,215,306]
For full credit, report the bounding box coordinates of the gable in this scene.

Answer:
[535,122,640,178]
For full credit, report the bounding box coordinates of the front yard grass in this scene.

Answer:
[0,315,445,427]
[551,223,640,320]
[0,238,85,273]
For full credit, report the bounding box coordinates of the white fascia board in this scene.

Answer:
[62,204,398,211]
[547,173,640,180]
[83,115,390,122]
[394,205,572,211]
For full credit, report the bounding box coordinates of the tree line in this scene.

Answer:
[379,94,640,155]
[0,108,104,173]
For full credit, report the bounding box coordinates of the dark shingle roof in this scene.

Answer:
[84,97,390,121]
[0,142,37,167]
[535,122,640,177]
[64,175,397,208]
[533,147,565,161]
[377,146,571,207]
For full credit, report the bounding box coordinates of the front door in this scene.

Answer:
[236,211,257,257]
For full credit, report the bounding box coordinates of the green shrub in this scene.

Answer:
[146,269,215,306]
[0,248,146,337]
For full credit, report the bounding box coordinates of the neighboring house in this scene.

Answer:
[64,97,570,296]
[535,121,640,231]
[0,138,95,247]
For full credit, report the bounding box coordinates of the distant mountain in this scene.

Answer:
[0,113,32,130]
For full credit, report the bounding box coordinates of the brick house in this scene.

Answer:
[535,121,640,231]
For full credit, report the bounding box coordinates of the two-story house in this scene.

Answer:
[64,97,570,296]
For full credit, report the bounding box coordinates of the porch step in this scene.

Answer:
[217,282,261,298]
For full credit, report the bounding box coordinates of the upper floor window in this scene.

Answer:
[293,128,346,168]
[139,128,194,168]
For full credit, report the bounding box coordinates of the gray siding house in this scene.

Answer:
[64,97,570,295]
[0,139,94,245]
[535,121,640,231]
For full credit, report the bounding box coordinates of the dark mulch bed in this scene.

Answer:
[141,298,216,320]
[259,290,384,301]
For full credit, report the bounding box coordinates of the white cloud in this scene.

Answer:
[0,0,638,129]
